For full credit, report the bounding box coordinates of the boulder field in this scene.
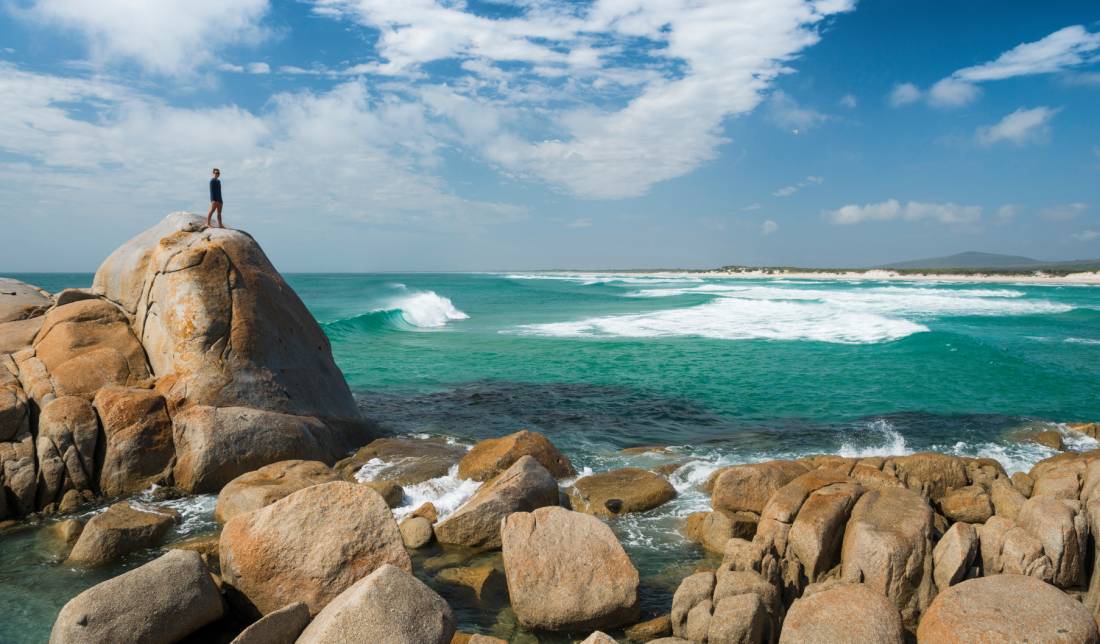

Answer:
[0,213,370,520]
[21,215,1100,642]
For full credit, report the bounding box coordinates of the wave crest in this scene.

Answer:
[324,290,468,334]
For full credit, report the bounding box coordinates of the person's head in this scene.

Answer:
[212,168,220,178]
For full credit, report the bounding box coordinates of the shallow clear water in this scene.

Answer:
[3,271,1100,641]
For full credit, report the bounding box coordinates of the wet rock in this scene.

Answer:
[214,459,340,523]
[916,574,1098,643]
[567,467,676,517]
[230,601,310,644]
[458,429,575,481]
[66,501,178,566]
[779,582,903,644]
[297,564,455,644]
[625,614,672,642]
[35,396,99,509]
[435,456,559,550]
[710,460,809,515]
[840,487,935,630]
[220,481,410,616]
[436,564,506,601]
[335,437,466,485]
[50,549,223,644]
[412,501,439,523]
[399,515,434,549]
[502,506,639,632]
[362,479,404,507]
[91,386,175,496]
[937,484,993,524]
[932,522,977,590]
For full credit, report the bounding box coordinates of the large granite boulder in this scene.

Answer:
[435,455,559,549]
[501,506,639,631]
[230,601,310,644]
[214,459,340,523]
[66,501,178,566]
[92,213,367,492]
[0,277,51,322]
[35,396,98,510]
[0,428,36,516]
[932,522,977,590]
[566,467,676,517]
[1017,495,1088,588]
[979,515,1053,580]
[0,317,43,355]
[91,385,175,496]
[219,481,410,616]
[297,564,455,644]
[458,430,575,481]
[916,575,1098,643]
[840,487,935,630]
[50,549,223,643]
[779,582,904,644]
[0,357,29,442]
[683,509,759,553]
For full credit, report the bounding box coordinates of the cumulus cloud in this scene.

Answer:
[976,106,1059,146]
[888,82,921,107]
[310,0,855,198]
[766,91,830,134]
[25,0,271,75]
[1072,230,1099,242]
[996,204,1020,222]
[893,25,1100,109]
[0,63,523,229]
[761,219,779,235]
[247,62,271,74]
[773,175,823,197]
[1040,202,1089,221]
[825,199,982,225]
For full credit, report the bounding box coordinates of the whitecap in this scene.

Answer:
[390,465,482,522]
[838,419,911,458]
[378,290,469,328]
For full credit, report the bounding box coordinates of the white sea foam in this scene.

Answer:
[1066,337,1100,345]
[513,296,928,344]
[838,419,911,457]
[379,290,469,328]
[390,465,482,522]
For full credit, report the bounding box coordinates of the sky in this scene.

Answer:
[1,0,1099,272]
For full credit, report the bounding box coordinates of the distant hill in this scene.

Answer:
[878,252,1048,270]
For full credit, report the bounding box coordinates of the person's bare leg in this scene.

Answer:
[206,202,216,227]
[215,203,224,228]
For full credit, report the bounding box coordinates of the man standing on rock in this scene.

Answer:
[206,168,224,228]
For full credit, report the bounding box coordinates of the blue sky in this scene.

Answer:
[1,0,1098,271]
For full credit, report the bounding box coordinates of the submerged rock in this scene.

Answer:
[917,575,1098,643]
[458,429,575,481]
[502,506,639,632]
[335,436,466,485]
[220,481,410,616]
[297,564,455,644]
[50,549,223,644]
[567,467,676,517]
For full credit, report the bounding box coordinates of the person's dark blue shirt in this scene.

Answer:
[209,178,223,203]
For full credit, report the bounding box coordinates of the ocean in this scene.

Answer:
[3,271,1100,641]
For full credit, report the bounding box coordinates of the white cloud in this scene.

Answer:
[1072,230,1099,242]
[742,203,762,211]
[761,219,779,235]
[1040,202,1089,221]
[839,93,857,109]
[825,199,982,225]
[773,175,823,197]
[310,0,856,198]
[976,106,1059,146]
[888,82,921,107]
[996,204,1020,222]
[25,0,271,75]
[927,78,980,108]
[247,62,271,74]
[766,91,830,134]
[953,25,1100,82]
[0,63,523,229]
[218,62,245,73]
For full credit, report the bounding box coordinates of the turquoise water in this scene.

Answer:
[3,271,1100,641]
